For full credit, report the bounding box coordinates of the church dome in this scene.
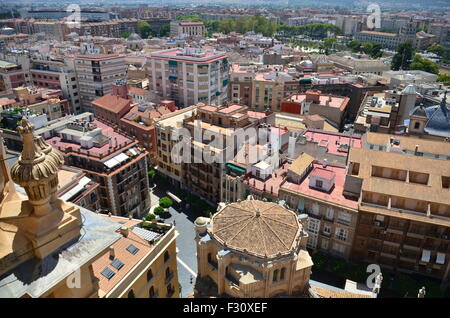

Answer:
[210,199,301,259]
[127,33,142,42]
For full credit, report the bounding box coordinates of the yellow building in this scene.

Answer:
[0,118,179,298]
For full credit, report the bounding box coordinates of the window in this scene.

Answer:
[149,286,156,298]
[128,289,135,298]
[335,227,348,241]
[308,218,320,235]
[337,211,352,226]
[326,207,334,220]
[280,268,286,281]
[315,180,323,188]
[147,269,153,281]
[164,251,170,262]
[323,224,331,236]
[273,269,279,282]
[321,239,329,250]
[311,202,320,216]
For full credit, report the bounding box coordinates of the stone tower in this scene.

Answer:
[0,117,82,272]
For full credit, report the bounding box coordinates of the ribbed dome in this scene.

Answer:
[402,84,417,95]
[210,199,301,259]
[127,33,142,41]
[11,118,64,185]
[410,105,427,118]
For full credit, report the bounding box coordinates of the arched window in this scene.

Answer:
[273,269,279,282]
[280,268,286,281]
[165,267,171,279]
[167,284,174,297]
[147,269,153,281]
[207,253,212,263]
[149,286,155,298]
[164,251,170,262]
[128,289,135,298]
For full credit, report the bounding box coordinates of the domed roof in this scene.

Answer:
[410,105,427,118]
[299,60,313,67]
[195,216,209,226]
[402,84,417,95]
[127,33,142,41]
[210,199,301,259]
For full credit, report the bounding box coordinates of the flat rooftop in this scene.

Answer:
[282,163,358,210]
[303,130,362,157]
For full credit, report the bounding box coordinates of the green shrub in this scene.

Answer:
[393,274,418,296]
[312,252,327,271]
[154,206,165,215]
[348,264,367,283]
[330,258,348,277]
[148,169,156,180]
[159,197,173,208]
[145,213,155,221]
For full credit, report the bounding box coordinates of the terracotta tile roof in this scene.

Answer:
[92,94,131,114]
[91,229,152,295]
[210,199,301,259]
[311,285,371,298]
[289,153,314,175]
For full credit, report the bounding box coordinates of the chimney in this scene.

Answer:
[415,144,419,154]
[109,246,115,260]
[120,226,129,237]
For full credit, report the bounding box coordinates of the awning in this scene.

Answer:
[421,250,431,263]
[226,163,246,174]
[59,177,91,202]
[104,157,120,169]
[166,191,181,204]
[436,252,446,265]
[115,152,129,163]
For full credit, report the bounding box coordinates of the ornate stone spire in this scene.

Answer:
[10,117,64,216]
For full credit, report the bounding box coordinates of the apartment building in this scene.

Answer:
[278,130,363,260]
[30,57,81,113]
[281,90,350,129]
[35,112,150,218]
[327,54,390,76]
[154,105,199,188]
[181,104,275,204]
[229,64,301,112]
[79,18,138,38]
[347,133,450,284]
[75,54,127,113]
[11,86,70,121]
[170,21,205,39]
[33,21,70,41]
[147,48,229,107]
[0,58,31,91]
[355,21,436,50]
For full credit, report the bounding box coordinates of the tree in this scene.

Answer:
[347,39,362,52]
[154,206,165,215]
[137,20,154,39]
[159,197,173,209]
[145,213,155,221]
[437,73,450,83]
[409,54,439,74]
[147,169,156,180]
[427,44,445,56]
[391,42,415,71]
[121,32,131,39]
[158,24,170,37]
